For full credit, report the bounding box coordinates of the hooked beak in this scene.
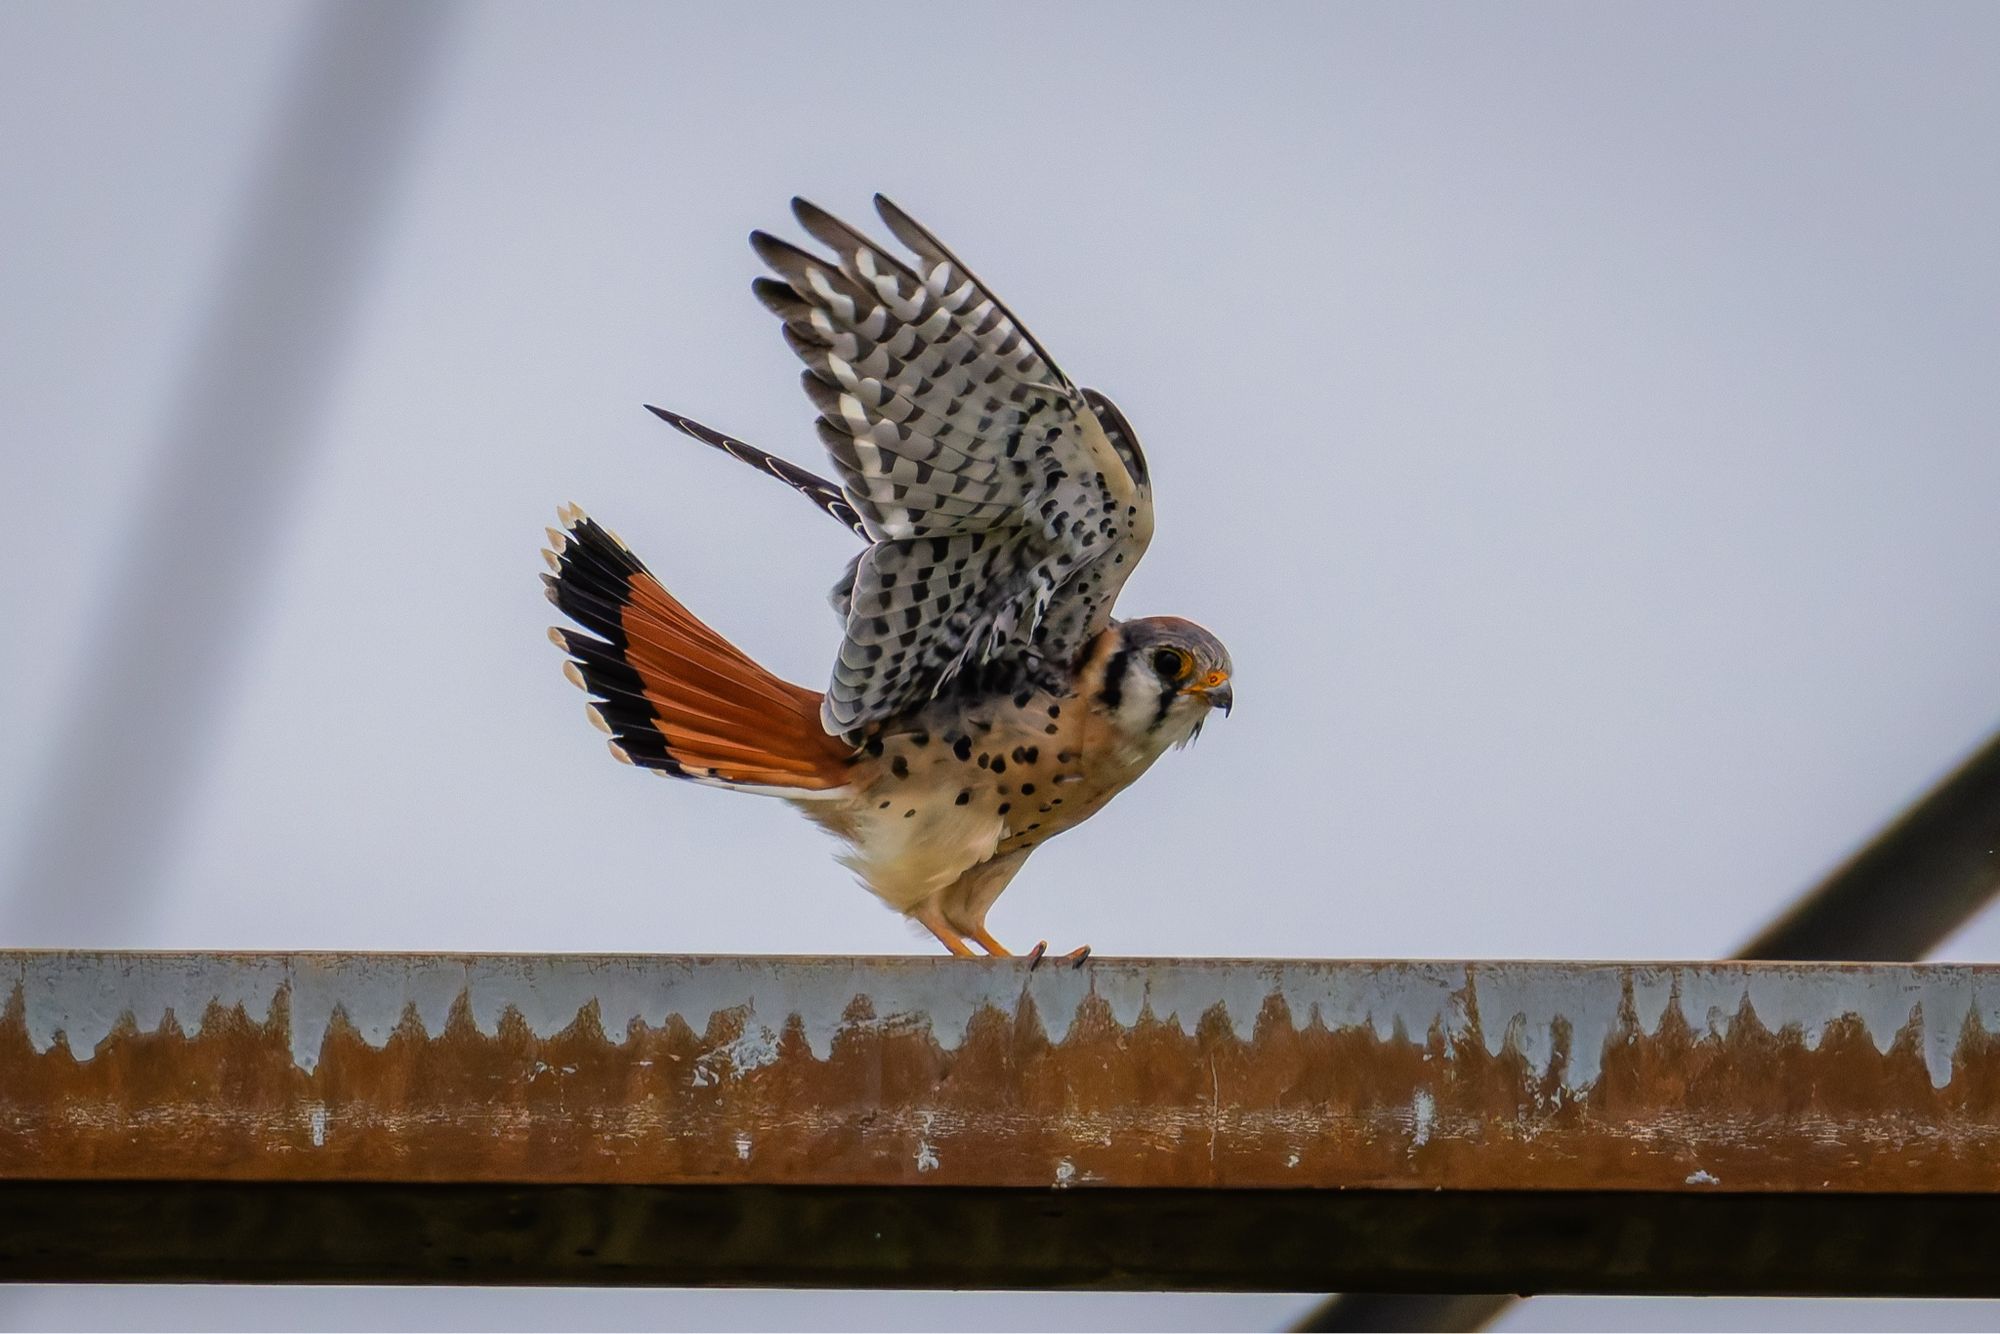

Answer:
[1183,677,1233,717]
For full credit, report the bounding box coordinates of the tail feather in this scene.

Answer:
[550,627,807,747]
[543,506,854,794]
[546,528,807,719]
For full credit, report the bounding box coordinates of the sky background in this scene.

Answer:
[2,2,1997,1329]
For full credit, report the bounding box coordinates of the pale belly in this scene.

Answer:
[800,683,1179,912]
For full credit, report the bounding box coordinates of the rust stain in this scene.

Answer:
[2,959,1998,1191]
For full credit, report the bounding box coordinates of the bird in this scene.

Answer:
[541,195,1233,961]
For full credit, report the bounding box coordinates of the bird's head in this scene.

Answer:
[1093,616,1234,748]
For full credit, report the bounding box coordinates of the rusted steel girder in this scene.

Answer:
[4,952,2000,1291]
[1299,726,2000,1333]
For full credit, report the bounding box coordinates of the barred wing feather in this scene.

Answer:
[755,195,1154,739]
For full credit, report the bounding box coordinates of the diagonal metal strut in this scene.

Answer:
[1293,726,2000,1332]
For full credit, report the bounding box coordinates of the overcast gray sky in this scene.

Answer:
[3,3,1998,1329]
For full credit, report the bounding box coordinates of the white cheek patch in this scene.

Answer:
[1112,677,1163,735]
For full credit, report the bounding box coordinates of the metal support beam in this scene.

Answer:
[1296,725,2000,1332]
[4,953,1999,1290]
[4,1183,1999,1294]
[3,0,457,936]
[1737,728,2000,962]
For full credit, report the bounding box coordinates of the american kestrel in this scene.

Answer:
[543,196,1233,960]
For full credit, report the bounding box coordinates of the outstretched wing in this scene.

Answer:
[754,195,1155,740]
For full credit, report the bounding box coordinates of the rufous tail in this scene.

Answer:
[542,505,853,794]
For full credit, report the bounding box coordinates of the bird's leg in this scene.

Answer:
[966,923,1015,957]
[912,904,978,958]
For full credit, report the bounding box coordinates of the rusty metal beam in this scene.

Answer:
[1298,725,2000,1332]
[4,1183,2000,1294]
[4,953,2000,1290]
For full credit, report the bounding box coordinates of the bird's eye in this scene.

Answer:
[1152,648,1191,680]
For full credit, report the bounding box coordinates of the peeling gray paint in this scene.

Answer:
[11,952,2000,1092]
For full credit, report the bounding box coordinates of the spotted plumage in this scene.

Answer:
[544,196,1232,957]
